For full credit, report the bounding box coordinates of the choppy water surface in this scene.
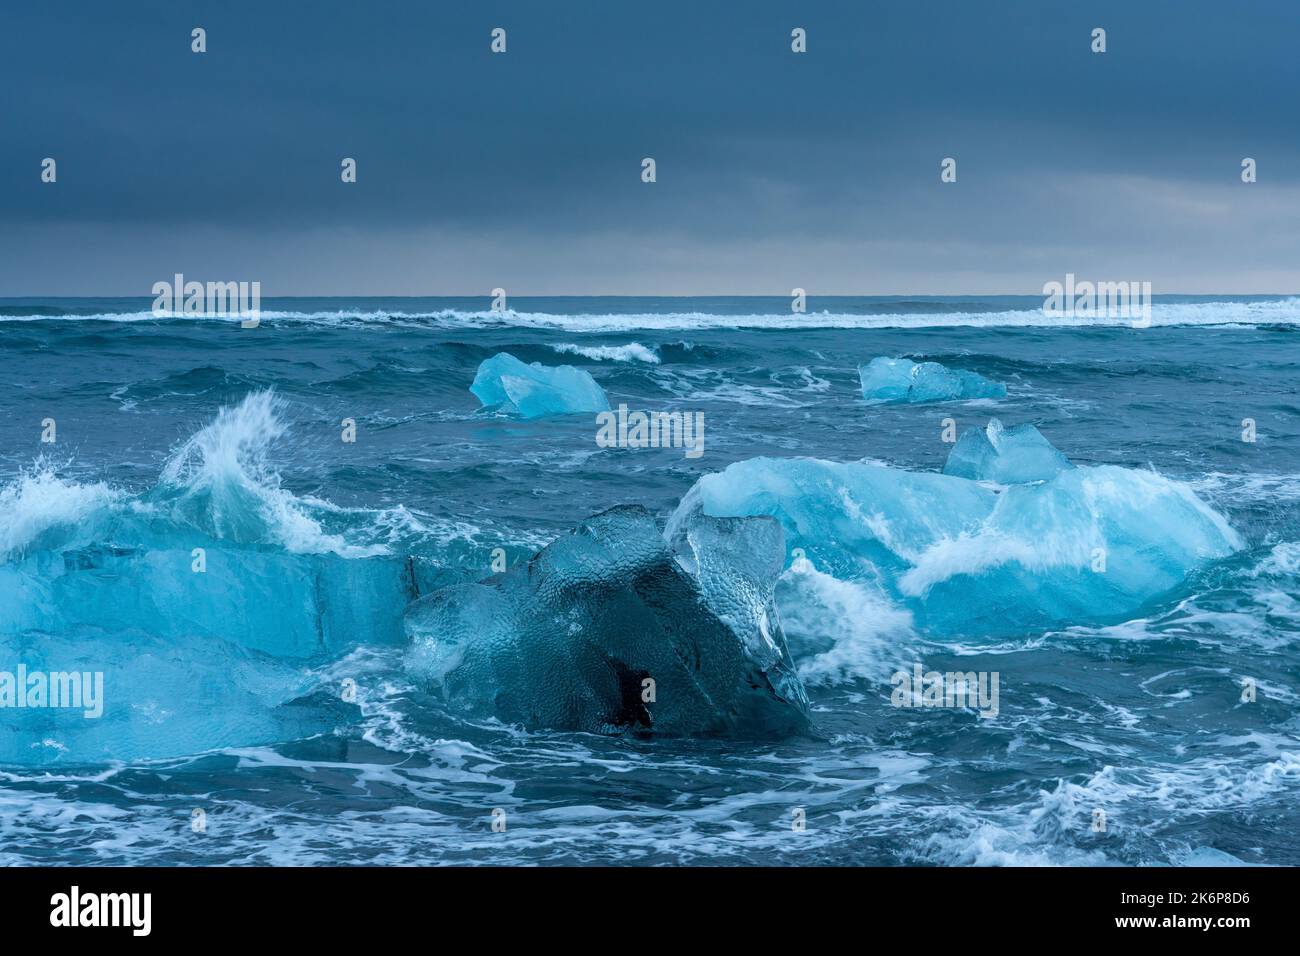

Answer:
[1,296,1297,866]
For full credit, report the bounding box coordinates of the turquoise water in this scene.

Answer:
[1,296,1297,865]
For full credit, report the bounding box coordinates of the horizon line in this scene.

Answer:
[3,292,1299,300]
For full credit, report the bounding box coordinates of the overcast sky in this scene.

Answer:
[3,0,1299,295]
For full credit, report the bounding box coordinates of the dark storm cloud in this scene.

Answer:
[2,0,1299,293]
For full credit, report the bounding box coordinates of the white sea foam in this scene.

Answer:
[1256,541,1300,576]
[5,297,1300,330]
[159,390,387,556]
[778,567,916,685]
[0,464,119,556]
[551,342,660,363]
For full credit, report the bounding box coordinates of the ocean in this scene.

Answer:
[1,295,1297,866]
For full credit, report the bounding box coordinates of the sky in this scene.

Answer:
[3,0,1299,295]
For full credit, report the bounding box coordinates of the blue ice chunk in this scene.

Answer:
[0,393,408,764]
[0,547,414,660]
[404,505,810,736]
[858,356,1006,404]
[667,454,1241,636]
[471,352,610,418]
[0,627,348,765]
[943,418,1074,483]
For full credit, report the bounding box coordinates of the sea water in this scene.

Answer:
[0,295,1297,865]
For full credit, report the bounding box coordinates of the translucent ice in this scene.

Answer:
[668,453,1241,636]
[858,356,1006,404]
[943,418,1074,483]
[404,505,811,736]
[0,628,345,765]
[0,393,406,764]
[471,351,610,418]
[0,394,415,661]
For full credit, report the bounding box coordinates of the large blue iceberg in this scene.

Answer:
[943,418,1074,483]
[0,393,415,661]
[471,351,610,418]
[667,440,1241,636]
[0,392,408,765]
[404,505,811,737]
[0,627,343,765]
[859,356,1006,405]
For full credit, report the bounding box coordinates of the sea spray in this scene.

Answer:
[669,450,1241,636]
